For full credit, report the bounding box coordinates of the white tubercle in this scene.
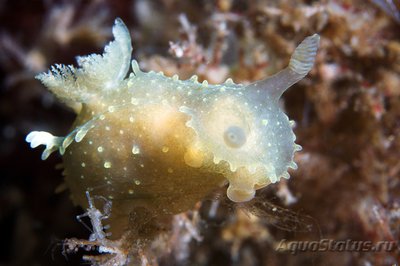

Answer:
[26,131,63,160]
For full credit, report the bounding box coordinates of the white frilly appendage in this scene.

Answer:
[26,131,63,160]
[26,115,98,160]
[75,18,132,90]
[35,18,133,108]
[29,18,133,159]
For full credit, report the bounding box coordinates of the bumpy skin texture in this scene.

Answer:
[26,19,319,238]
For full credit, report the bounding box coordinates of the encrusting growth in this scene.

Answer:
[26,18,319,263]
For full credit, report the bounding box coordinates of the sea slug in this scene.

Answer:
[26,18,319,238]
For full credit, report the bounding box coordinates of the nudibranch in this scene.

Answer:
[27,19,319,238]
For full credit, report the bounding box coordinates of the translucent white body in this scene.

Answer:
[27,18,319,207]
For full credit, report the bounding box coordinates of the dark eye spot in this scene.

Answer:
[223,126,246,148]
